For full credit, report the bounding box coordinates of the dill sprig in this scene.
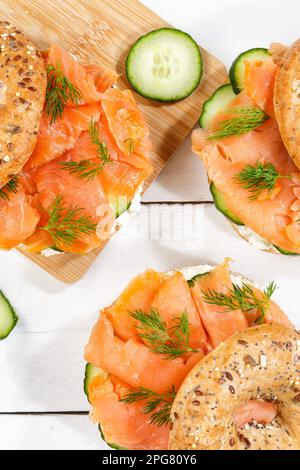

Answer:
[0,176,19,200]
[120,385,176,427]
[45,63,82,124]
[41,195,96,246]
[236,162,291,201]
[60,119,112,180]
[130,309,197,359]
[207,107,269,141]
[201,281,277,325]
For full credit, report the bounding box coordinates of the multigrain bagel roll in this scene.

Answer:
[0,20,46,188]
[169,323,300,450]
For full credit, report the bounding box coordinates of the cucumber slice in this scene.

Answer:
[108,194,131,218]
[229,48,270,95]
[274,245,300,256]
[0,290,18,340]
[126,28,202,102]
[84,364,128,450]
[199,84,236,129]
[210,183,244,226]
[84,363,102,399]
[188,272,209,288]
[98,424,127,450]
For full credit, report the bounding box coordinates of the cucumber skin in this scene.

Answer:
[229,48,270,95]
[210,183,244,226]
[126,28,202,102]
[188,272,209,287]
[199,83,235,129]
[274,245,300,256]
[84,364,128,450]
[0,290,18,340]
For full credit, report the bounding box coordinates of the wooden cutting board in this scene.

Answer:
[0,0,226,283]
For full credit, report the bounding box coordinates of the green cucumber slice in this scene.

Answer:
[98,424,127,450]
[126,28,202,102]
[188,272,209,288]
[229,48,271,95]
[199,84,235,129]
[84,363,102,399]
[108,194,131,218]
[84,364,128,450]
[0,290,18,340]
[274,245,300,256]
[210,183,244,226]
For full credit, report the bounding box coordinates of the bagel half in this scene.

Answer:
[274,39,300,171]
[169,323,300,450]
[0,20,46,188]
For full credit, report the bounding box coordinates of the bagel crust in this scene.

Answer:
[274,39,300,171]
[169,323,300,450]
[0,20,46,188]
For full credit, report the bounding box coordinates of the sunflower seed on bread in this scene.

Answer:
[0,20,46,188]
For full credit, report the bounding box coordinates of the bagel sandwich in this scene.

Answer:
[193,41,300,256]
[0,21,153,255]
[83,260,294,450]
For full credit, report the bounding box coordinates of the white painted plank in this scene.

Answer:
[143,135,212,203]
[143,0,300,202]
[0,415,105,450]
[1,203,300,412]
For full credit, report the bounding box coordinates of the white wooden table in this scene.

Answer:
[1,0,300,450]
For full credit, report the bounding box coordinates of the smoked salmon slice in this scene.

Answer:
[88,372,169,450]
[151,271,208,351]
[45,44,102,104]
[100,88,153,175]
[29,155,115,254]
[84,64,119,93]
[244,58,278,119]
[190,261,248,348]
[233,399,277,429]
[106,269,166,342]
[25,103,101,170]
[0,184,39,249]
[84,313,204,394]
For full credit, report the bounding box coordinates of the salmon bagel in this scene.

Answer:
[274,39,300,171]
[84,261,293,450]
[193,43,300,255]
[169,323,300,450]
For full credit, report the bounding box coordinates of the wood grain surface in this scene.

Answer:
[0,0,226,282]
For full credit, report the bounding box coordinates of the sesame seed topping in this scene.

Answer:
[26,50,31,55]
[3,155,10,162]
[260,354,267,367]
[28,64,33,70]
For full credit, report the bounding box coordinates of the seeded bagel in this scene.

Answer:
[274,39,300,171]
[169,323,300,450]
[0,20,46,188]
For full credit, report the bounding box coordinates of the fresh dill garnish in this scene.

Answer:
[60,119,112,180]
[130,308,197,359]
[45,63,82,124]
[0,176,19,200]
[41,195,97,246]
[236,162,291,201]
[120,385,176,427]
[201,281,277,325]
[207,107,269,141]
